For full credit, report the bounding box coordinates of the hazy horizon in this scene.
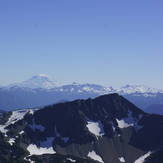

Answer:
[0,0,163,89]
[0,73,162,90]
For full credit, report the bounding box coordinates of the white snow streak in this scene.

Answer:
[88,151,104,163]
[8,138,16,146]
[119,157,125,162]
[0,110,28,134]
[67,158,76,162]
[19,130,25,135]
[134,152,151,163]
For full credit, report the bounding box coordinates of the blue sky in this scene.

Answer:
[0,0,163,88]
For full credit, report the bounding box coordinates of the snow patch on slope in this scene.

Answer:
[119,157,125,162]
[116,111,143,131]
[116,119,133,128]
[27,137,55,156]
[134,152,151,163]
[7,110,28,124]
[86,121,104,137]
[0,110,29,134]
[88,150,104,163]
[67,158,76,162]
[24,157,35,163]
[8,138,16,146]
[27,144,56,155]
[19,130,25,135]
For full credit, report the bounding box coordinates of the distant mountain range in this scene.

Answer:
[0,74,163,114]
[3,74,163,94]
[0,94,163,162]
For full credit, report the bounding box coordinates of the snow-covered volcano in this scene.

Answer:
[8,74,57,89]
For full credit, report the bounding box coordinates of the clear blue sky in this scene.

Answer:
[0,0,163,88]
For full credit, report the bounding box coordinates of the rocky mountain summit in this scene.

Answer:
[0,94,163,163]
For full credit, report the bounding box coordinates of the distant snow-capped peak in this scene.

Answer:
[58,83,115,94]
[9,74,57,89]
[117,84,163,94]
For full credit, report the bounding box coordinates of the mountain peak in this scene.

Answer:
[31,74,49,79]
[9,74,56,89]
[117,84,162,94]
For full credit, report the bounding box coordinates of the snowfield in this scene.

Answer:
[27,144,56,155]
[88,150,104,163]
[86,120,105,137]
[0,110,29,134]
[119,157,125,162]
